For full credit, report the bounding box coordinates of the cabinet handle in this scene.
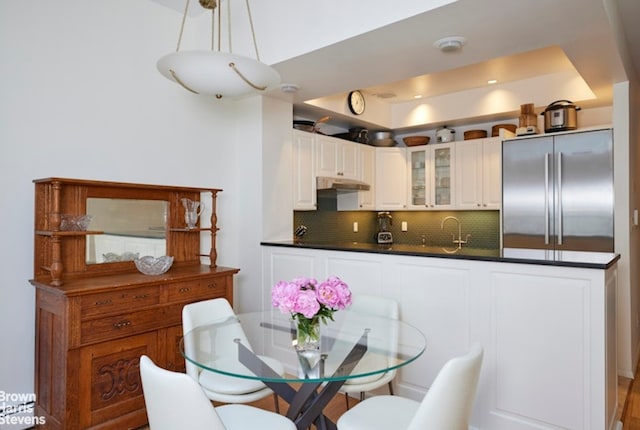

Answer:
[94,299,113,306]
[134,294,149,299]
[207,282,217,289]
[179,287,191,293]
[113,320,132,328]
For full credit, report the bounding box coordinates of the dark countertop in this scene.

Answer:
[261,241,620,270]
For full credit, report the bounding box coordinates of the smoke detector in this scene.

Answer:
[280,83,300,93]
[434,36,466,53]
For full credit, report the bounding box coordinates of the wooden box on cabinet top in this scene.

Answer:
[32,266,238,430]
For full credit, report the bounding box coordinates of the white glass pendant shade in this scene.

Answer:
[157,50,281,99]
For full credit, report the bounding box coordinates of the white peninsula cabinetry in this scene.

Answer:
[262,245,618,430]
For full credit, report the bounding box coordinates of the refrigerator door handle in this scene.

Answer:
[557,152,563,245]
[544,153,550,245]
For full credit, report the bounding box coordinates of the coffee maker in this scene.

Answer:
[376,212,393,244]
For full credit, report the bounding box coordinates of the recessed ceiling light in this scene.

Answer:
[433,36,466,53]
[487,79,498,84]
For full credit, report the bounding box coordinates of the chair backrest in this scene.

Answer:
[349,295,399,320]
[346,295,400,379]
[139,355,226,430]
[182,298,251,380]
[406,343,483,430]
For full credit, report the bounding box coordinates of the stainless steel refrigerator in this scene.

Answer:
[502,128,614,252]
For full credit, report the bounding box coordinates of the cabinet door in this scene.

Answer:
[78,331,158,429]
[375,148,407,210]
[292,130,317,210]
[455,139,483,209]
[337,144,375,210]
[163,325,187,372]
[407,147,430,209]
[315,134,339,177]
[431,144,455,208]
[316,135,360,180]
[358,144,376,209]
[339,140,360,180]
[482,137,502,209]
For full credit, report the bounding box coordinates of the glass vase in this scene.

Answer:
[296,317,321,352]
[295,317,322,378]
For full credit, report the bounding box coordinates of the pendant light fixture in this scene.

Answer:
[157,0,281,99]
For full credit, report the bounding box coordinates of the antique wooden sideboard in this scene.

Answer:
[30,178,239,429]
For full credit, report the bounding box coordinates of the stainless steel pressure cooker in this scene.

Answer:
[541,100,580,133]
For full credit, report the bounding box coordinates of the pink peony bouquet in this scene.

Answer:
[272,276,352,340]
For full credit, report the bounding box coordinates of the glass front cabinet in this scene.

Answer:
[408,143,455,209]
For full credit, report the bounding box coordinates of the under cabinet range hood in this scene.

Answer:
[316,176,370,192]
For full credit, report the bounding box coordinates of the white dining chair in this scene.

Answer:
[339,295,399,408]
[337,343,484,430]
[182,298,283,411]
[139,355,296,430]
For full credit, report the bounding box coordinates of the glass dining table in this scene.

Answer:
[181,309,426,430]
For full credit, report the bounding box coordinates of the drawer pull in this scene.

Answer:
[113,320,132,328]
[134,294,150,299]
[94,299,113,306]
[179,287,191,293]
[208,282,217,288]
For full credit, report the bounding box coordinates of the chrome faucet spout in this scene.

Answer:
[440,216,469,250]
[440,215,459,230]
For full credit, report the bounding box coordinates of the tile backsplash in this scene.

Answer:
[294,196,500,249]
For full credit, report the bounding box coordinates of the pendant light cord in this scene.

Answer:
[245,0,260,61]
[176,0,190,52]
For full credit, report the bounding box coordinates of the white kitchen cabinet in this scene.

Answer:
[315,134,359,180]
[407,146,430,208]
[292,129,317,210]
[337,144,376,210]
[375,147,407,210]
[482,137,502,208]
[407,143,455,210]
[455,139,484,209]
[261,245,618,430]
[455,137,501,209]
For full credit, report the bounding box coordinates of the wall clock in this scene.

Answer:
[348,90,365,115]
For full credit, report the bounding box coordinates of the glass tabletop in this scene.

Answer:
[181,309,426,383]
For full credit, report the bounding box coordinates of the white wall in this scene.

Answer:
[0,0,445,410]
[0,0,253,411]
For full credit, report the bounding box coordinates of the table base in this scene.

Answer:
[238,332,368,430]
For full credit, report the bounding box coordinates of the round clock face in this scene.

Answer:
[348,90,365,115]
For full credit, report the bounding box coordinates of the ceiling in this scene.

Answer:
[268,0,639,129]
[151,0,640,130]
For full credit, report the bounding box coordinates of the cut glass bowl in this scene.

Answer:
[134,255,173,275]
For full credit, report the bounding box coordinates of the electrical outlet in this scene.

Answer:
[353,222,358,232]
[401,221,408,232]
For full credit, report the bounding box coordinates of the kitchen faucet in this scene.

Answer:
[440,216,471,250]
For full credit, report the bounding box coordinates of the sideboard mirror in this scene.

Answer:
[85,198,168,264]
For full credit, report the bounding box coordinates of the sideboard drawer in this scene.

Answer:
[81,308,166,345]
[80,286,161,319]
[166,277,227,304]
